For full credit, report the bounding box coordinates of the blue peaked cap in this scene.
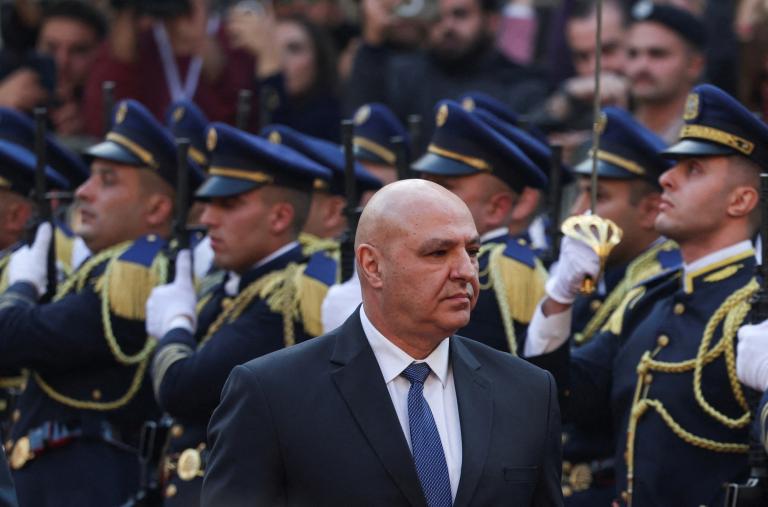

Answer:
[165,100,209,167]
[261,124,382,196]
[197,122,333,199]
[352,103,409,166]
[575,107,672,185]
[0,107,88,187]
[663,84,768,170]
[413,100,548,192]
[473,108,573,186]
[0,139,69,196]
[459,91,549,143]
[85,99,204,189]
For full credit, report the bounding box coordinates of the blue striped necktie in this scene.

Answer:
[401,362,452,507]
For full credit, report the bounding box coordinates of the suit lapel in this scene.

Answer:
[330,310,426,507]
[451,337,493,507]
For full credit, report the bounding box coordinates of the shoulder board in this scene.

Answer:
[303,251,339,286]
[106,235,169,320]
[501,238,537,269]
[635,266,681,290]
[490,244,547,325]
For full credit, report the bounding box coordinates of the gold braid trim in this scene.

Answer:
[0,255,10,292]
[197,263,302,349]
[299,233,339,257]
[624,278,757,506]
[576,241,677,345]
[36,241,168,410]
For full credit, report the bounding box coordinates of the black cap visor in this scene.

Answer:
[662,139,736,159]
[83,140,144,166]
[195,175,266,199]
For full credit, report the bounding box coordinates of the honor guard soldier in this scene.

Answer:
[0,140,70,439]
[0,99,203,506]
[416,100,549,355]
[526,84,768,505]
[262,124,382,336]
[320,103,408,333]
[147,122,332,505]
[0,107,91,275]
[532,107,680,504]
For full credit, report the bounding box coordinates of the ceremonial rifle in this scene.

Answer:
[391,135,410,181]
[236,89,253,131]
[32,107,57,302]
[545,143,563,265]
[102,81,116,136]
[407,114,422,158]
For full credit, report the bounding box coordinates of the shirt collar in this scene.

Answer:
[682,240,754,293]
[480,227,508,244]
[360,306,450,387]
[224,240,300,296]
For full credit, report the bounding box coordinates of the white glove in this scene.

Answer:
[8,222,52,297]
[146,250,197,338]
[737,319,768,391]
[545,235,601,304]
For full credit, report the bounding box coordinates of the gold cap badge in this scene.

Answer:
[354,105,371,126]
[115,102,128,125]
[172,106,185,124]
[206,128,217,152]
[683,93,699,121]
[268,131,282,144]
[436,104,449,127]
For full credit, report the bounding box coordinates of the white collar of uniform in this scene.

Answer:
[480,227,508,243]
[224,240,299,296]
[360,305,450,388]
[683,240,754,279]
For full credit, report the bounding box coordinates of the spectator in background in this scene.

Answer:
[228,10,342,142]
[82,0,257,136]
[345,0,548,152]
[0,1,106,137]
[528,0,629,163]
[626,1,706,144]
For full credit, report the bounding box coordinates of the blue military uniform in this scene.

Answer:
[414,100,549,354]
[0,99,203,506]
[532,84,768,506]
[151,122,332,505]
[262,124,383,336]
[555,107,682,505]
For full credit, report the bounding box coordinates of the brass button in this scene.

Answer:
[517,238,527,246]
[171,424,184,438]
[673,303,685,315]
[657,335,669,348]
[92,389,102,400]
[644,374,653,384]
[11,409,20,423]
[148,234,157,242]
[165,484,177,498]
[590,299,603,312]
[4,440,12,453]
[621,491,629,502]
[562,485,573,497]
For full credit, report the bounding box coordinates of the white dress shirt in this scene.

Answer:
[359,307,462,501]
[321,270,362,333]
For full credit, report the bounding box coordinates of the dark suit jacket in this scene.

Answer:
[202,310,563,507]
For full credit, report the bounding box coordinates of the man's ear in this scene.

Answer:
[727,185,759,219]
[145,194,173,228]
[269,201,296,235]
[510,187,540,223]
[485,191,515,229]
[357,243,383,289]
[5,200,32,236]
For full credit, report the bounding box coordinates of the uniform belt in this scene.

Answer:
[6,420,136,470]
[562,459,615,496]
[164,443,208,482]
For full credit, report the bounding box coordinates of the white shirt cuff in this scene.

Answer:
[523,301,572,357]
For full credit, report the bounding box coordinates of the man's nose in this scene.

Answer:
[74,177,95,202]
[452,250,477,281]
[659,165,678,190]
[199,204,218,228]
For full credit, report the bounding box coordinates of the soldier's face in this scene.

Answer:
[571,176,660,265]
[200,187,275,273]
[566,3,626,77]
[656,156,733,243]
[626,23,703,104]
[74,161,157,253]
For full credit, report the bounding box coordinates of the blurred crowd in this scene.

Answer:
[0,0,762,161]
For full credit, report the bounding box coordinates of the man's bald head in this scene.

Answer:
[355,179,481,358]
[356,179,474,252]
